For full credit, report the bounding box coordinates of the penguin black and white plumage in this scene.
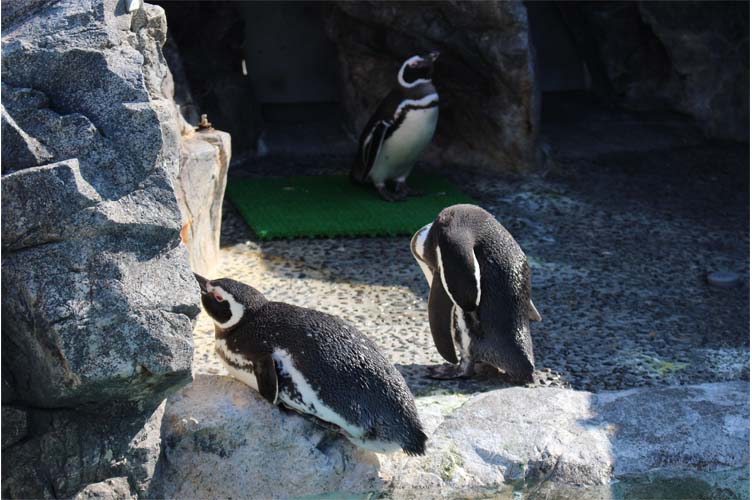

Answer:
[194,274,427,455]
[410,204,542,382]
[350,52,440,202]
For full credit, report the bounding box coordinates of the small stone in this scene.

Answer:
[706,271,740,289]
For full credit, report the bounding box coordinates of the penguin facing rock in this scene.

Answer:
[194,274,427,455]
[351,52,440,202]
[410,204,542,382]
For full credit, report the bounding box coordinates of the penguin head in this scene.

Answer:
[398,51,440,88]
[194,274,266,330]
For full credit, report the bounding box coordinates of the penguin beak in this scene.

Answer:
[428,51,440,63]
[194,273,209,294]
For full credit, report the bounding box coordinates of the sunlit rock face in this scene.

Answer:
[1,0,200,496]
[155,376,749,499]
[324,1,540,175]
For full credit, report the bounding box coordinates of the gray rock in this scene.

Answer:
[1,0,201,496]
[325,1,539,174]
[175,128,231,275]
[1,104,53,171]
[73,477,136,500]
[580,1,748,142]
[155,377,748,499]
[638,2,749,142]
[153,375,384,499]
[1,159,101,251]
[1,0,198,407]
[1,406,28,450]
[2,401,165,499]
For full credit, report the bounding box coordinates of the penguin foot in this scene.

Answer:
[425,363,473,380]
[375,184,403,202]
[394,181,423,198]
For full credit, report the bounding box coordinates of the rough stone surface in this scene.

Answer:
[1,407,28,450]
[1,0,199,408]
[580,1,749,142]
[175,128,231,275]
[73,477,136,500]
[2,402,165,499]
[155,376,748,499]
[153,375,383,499]
[325,1,539,174]
[1,0,200,496]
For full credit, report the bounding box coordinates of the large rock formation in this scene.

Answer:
[579,1,749,142]
[1,0,200,496]
[155,376,749,499]
[324,1,539,174]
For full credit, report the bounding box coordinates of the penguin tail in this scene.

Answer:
[402,428,428,456]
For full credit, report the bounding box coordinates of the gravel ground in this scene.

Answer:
[193,143,749,395]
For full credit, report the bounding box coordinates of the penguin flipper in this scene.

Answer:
[428,274,459,364]
[436,230,481,311]
[358,119,391,180]
[251,353,278,404]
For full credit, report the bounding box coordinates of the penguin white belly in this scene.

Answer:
[215,338,259,391]
[369,106,438,185]
[272,349,366,440]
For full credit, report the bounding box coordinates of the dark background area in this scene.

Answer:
[155,0,748,170]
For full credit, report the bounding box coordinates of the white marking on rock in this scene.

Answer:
[272,349,364,439]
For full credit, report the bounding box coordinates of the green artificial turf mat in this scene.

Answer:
[226,174,476,240]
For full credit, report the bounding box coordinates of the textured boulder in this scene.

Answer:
[579,1,749,142]
[638,2,749,142]
[175,127,231,275]
[73,477,136,500]
[1,0,199,408]
[155,376,749,499]
[154,375,383,499]
[325,1,539,174]
[2,402,165,499]
[1,0,200,496]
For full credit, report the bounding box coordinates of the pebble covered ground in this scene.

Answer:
[193,143,749,395]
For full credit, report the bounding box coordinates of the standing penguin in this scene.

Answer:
[410,204,542,382]
[194,274,427,455]
[350,52,440,201]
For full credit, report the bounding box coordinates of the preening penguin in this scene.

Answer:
[351,52,440,201]
[194,274,428,455]
[410,204,542,382]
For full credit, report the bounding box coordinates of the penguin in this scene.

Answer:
[409,204,542,382]
[194,274,427,455]
[350,52,440,202]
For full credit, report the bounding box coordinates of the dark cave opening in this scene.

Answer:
[157,1,748,172]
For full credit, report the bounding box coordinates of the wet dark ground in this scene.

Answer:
[203,95,749,395]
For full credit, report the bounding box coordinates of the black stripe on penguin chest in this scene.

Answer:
[384,102,439,141]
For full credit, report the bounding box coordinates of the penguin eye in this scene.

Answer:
[214,292,225,302]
